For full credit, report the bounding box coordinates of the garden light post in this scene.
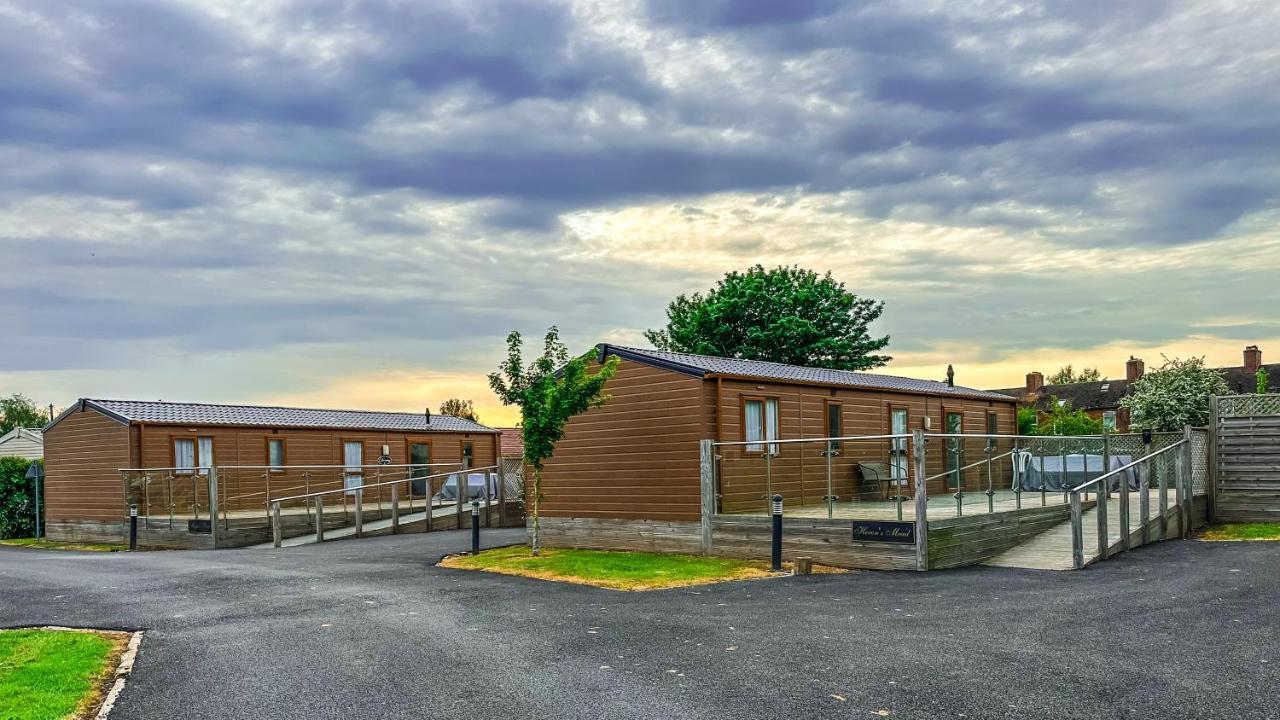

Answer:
[771,493,783,572]
[471,500,481,555]
[129,504,138,551]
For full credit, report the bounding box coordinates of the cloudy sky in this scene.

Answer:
[2,0,1278,426]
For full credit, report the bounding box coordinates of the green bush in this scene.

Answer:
[0,456,41,539]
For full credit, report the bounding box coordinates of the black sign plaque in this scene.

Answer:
[188,519,212,534]
[851,520,914,544]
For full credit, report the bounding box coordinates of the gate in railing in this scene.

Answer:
[1213,394,1280,522]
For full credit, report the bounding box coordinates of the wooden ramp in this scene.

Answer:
[983,492,1181,570]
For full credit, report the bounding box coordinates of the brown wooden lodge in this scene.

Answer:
[43,398,499,546]
[536,345,1019,561]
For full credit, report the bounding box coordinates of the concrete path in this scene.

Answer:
[2,531,1276,720]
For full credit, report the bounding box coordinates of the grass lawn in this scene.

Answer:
[0,629,127,720]
[0,538,124,552]
[1200,523,1280,541]
[440,545,789,590]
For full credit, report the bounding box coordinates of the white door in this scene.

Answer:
[890,409,908,486]
[344,441,364,493]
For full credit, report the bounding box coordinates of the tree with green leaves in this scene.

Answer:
[1035,397,1103,436]
[1258,367,1270,395]
[438,398,479,423]
[1017,406,1039,435]
[0,456,40,539]
[1119,356,1230,431]
[1047,365,1104,384]
[644,265,890,370]
[489,327,619,555]
[0,394,50,435]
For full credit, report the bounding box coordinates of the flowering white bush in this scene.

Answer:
[1120,356,1230,431]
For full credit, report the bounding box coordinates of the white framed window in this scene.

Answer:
[343,441,364,493]
[743,397,780,454]
[268,438,285,470]
[174,438,196,474]
[1102,411,1117,431]
[197,436,213,475]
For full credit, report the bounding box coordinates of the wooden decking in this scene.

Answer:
[984,490,1181,570]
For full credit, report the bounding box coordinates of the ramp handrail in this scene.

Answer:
[268,464,502,548]
[1068,432,1192,569]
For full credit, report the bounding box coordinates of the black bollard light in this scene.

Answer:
[128,504,138,551]
[771,493,783,572]
[470,500,480,555]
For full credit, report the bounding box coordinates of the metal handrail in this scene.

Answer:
[713,433,910,448]
[270,464,499,505]
[213,462,465,471]
[1067,440,1186,494]
[922,449,1018,484]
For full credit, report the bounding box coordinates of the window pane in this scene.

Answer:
[743,400,763,451]
[174,439,195,471]
[268,439,284,467]
[765,399,779,455]
[197,437,213,474]
[461,441,474,468]
[827,404,842,451]
[344,441,363,492]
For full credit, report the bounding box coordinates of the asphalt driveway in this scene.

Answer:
[2,530,1276,720]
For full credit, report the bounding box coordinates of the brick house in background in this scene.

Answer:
[993,345,1279,432]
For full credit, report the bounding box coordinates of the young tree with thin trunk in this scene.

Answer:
[488,327,619,555]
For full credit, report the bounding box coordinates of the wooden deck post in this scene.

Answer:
[912,430,929,571]
[497,459,507,528]
[484,469,493,528]
[355,488,364,538]
[700,439,715,555]
[1070,492,1084,570]
[1181,425,1194,538]
[391,484,400,534]
[208,466,220,548]
[1096,479,1108,561]
[1207,397,1219,524]
[271,501,281,548]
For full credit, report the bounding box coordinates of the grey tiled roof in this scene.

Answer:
[600,345,1016,402]
[79,399,496,434]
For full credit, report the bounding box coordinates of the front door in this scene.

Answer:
[945,411,963,490]
[889,408,909,489]
[409,442,431,495]
[343,441,364,493]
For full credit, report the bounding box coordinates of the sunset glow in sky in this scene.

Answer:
[2,0,1278,428]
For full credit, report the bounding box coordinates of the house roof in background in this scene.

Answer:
[599,345,1016,402]
[992,362,1280,410]
[51,399,497,434]
[497,427,524,457]
[0,427,44,444]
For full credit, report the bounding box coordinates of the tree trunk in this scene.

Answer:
[530,466,541,556]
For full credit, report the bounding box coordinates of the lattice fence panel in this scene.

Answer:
[1217,393,1280,418]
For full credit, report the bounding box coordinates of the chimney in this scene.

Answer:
[1026,371,1044,394]
[1126,356,1145,383]
[946,364,955,387]
[1244,345,1262,374]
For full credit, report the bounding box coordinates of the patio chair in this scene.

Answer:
[856,462,893,500]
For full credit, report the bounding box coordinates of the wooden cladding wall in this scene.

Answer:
[43,406,132,523]
[715,379,1016,513]
[539,360,707,521]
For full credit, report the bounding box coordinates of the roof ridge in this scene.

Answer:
[605,344,995,393]
[89,397,467,420]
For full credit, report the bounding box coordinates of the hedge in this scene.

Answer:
[0,456,42,539]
